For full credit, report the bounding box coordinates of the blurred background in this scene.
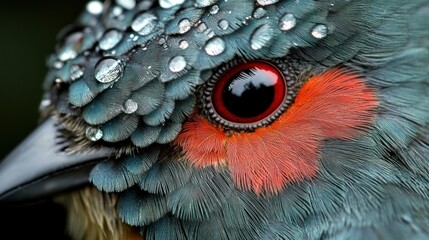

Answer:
[0,0,88,238]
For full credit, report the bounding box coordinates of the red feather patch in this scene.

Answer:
[175,68,378,194]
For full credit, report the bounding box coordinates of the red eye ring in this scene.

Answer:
[203,60,293,130]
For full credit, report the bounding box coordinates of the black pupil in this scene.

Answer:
[222,68,275,118]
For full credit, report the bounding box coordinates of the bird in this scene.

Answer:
[1,0,429,239]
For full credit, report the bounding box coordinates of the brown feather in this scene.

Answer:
[56,187,143,240]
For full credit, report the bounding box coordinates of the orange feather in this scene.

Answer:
[175,68,378,194]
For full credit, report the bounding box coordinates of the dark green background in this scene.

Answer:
[0,1,88,238]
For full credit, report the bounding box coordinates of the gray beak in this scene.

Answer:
[0,117,113,202]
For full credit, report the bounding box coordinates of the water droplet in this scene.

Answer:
[250,24,273,50]
[209,5,219,14]
[57,31,84,61]
[178,18,191,34]
[207,31,215,38]
[94,58,124,83]
[53,61,64,69]
[86,127,103,141]
[168,55,187,72]
[112,6,123,16]
[86,1,104,15]
[39,98,51,111]
[197,22,208,32]
[123,99,138,114]
[400,214,411,223]
[70,65,85,81]
[195,0,218,7]
[131,13,158,36]
[279,13,296,31]
[311,24,328,39]
[116,0,136,10]
[204,37,225,56]
[158,37,166,45]
[256,0,279,5]
[99,29,123,50]
[256,0,279,6]
[159,0,185,8]
[253,7,266,18]
[179,40,189,49]
[218,19,229,30]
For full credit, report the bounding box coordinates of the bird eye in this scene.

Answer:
[202,60,295,130]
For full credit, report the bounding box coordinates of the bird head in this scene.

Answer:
[1,0,429,239]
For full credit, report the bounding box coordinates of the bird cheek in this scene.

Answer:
[174,117,227,167]
[175,68,378,195]
[225,126,321,194]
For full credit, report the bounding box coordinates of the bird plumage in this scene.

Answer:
[1,0,429,239]
[59,187,141,240]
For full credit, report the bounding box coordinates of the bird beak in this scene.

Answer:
[0,117,113,203]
